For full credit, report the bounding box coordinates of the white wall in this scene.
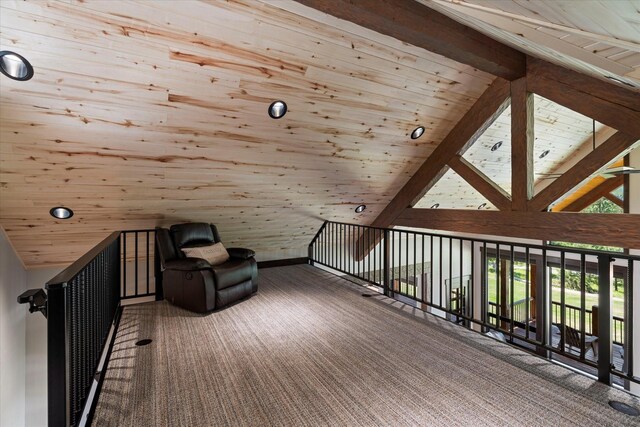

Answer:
[25,267,63,427]
[0,227,27,427]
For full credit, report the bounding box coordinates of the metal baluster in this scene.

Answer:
[580,254,587,362]
[510,246,515,337]
[122,233,127,298]
[525,247,530,340]
[459,239,464,318]
[146,231,150,295]
[597,254,612,384]
[430,236,434,306]
[470,240,475,321]
[560,252,566,354]
[496,244,500,328]
[626,260,634,378]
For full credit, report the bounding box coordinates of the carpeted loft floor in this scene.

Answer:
[94,265,639,426]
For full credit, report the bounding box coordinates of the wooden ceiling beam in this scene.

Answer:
[448,155,511,211]
[353,77,511,259]
[526,57,640,139]
[510,77,534,211]
[395,208,640,249]
[528,131,637,211]
[371,77,510,228]
[561,175,624,212]
[294,0,526,80]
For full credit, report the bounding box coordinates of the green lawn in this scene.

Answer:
[486,276,624,318]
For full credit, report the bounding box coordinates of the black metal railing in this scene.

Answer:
[45,232,121,426]
[19,228,157,426]
[308,220,639,387]
[121,229,157,299]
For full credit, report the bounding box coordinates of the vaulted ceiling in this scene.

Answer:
[1,0,638,268]
[421,0,640,88]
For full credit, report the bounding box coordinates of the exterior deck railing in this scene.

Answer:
[308,220,639,387]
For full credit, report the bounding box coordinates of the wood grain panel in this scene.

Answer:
[0,0,494,267]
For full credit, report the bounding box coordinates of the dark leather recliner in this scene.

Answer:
[155,223,258,313]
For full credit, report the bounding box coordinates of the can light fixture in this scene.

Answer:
[477,203,487,210]
[430,203,439,209]
[355,204,366,213]
[539,149,550,159]
[0,51,34,81]
[490,141,503,152]
[268,100,287,119]
[50,206,74,220]
[410,126,425,140]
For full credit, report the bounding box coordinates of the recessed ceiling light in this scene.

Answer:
[430,203,439,209]
[268,100,287,119]
[490,141,503,152]
[410,126,425,139]
[0,51,34,81]
[605,75,635,88]
[50,206,73,220]
[477,203,487,209]
[539,150,550,159]
[355,204,366,213]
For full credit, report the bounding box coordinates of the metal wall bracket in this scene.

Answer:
[17,288,47,318]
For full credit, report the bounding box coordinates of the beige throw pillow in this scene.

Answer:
[182,243,229,266]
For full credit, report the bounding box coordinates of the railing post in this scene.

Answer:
[383,229,390,297]
[154,237,164,301]
[47,284,70,426]
[597,254,613,385]
[308,221,329,267]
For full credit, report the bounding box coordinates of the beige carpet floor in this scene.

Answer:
[94,264,639,426]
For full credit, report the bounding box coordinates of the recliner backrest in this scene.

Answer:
[169,223,223,258]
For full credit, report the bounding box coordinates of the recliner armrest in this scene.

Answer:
[164,257,211,271]
[227,247,255,260]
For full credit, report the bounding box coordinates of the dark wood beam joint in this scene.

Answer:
[448,155,512,211]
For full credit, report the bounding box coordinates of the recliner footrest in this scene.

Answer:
[215,279,253,308]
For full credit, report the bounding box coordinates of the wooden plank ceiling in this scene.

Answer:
[0,0,495,267]
[420,0,640,89]
[0,0,637,268]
